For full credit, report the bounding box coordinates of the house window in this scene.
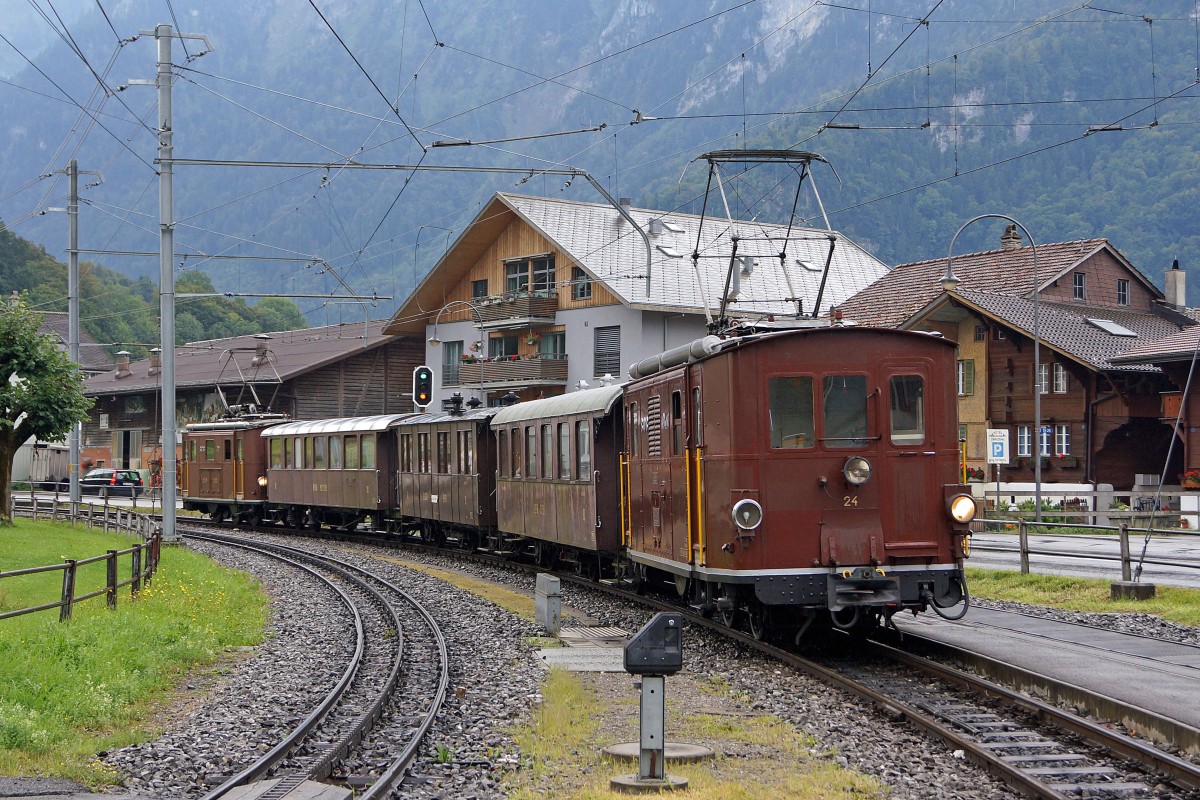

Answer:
[538,332,566,358]
[505,261,529,294]
[472,279,489,298]
[504,255,556,294]
[594,325,621,376]
[1073,272,1086,300]
[993,327,1006,340]
[1055,424,1070,456]
[442,340,462,386]
[956,360,975,396]
[1037,363,1049,395]
[489,335,519,358]
[1117,279,1129,306]
[1017,425,1032,457]
[974,325,987,342]
[572,266,592,301]
[1053,363,1068,393]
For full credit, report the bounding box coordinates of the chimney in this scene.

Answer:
[615,197,631,227]
[250,334,272,366]
[1000,224,1022,250]
[147,347,161,377]
[114,350,132,380]
[648,218,664,237]
[1166,258,1187,310]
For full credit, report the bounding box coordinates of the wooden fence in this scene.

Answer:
[2,499,162,623]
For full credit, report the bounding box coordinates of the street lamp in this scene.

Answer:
[943,214,1042,522]
[427,300,486,406]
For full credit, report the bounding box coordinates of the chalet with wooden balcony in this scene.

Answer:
[383,191,889,407]
[838,230,1196,489]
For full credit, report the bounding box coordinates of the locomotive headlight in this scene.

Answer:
[257,475,268,488]
[948,493,976,523]
[732,498,763,531]
[843,456,871,486]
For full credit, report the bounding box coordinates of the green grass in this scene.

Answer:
[967,567,1200,626]
[0,519,270,785]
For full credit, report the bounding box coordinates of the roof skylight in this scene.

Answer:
[1086,318,1137,337]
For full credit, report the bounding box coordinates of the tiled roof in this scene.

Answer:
[949,290,1182,372]
[85,320,396,396]
[837,238,1154,328]
[1111,325,1200,365]
[384,192,888,335]
[501,193,888,318]
[36,311,109,372]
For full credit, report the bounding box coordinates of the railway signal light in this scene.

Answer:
[413,365,434,408]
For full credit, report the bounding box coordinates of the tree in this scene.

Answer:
[0,294,94,525]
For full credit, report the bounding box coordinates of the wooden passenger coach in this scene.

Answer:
[490,385,625,568]
[261,414,411,528]
[393,408,497,545]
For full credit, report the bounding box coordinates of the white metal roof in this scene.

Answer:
[262,414,414,437]
[500,193,888,317]
[491,385,624,426]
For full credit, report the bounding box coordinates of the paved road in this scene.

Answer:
[970,530,1200,588]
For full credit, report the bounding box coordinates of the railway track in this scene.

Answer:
[183,521,1200,798]
[185,530,449,800]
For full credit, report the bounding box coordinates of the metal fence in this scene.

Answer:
[2,498,162,623]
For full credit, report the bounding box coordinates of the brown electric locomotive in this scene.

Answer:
[621,324,974,638]
[181,410,289,525]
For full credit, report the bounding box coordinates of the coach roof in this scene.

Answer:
[491,385,624,426]
[262,414,415,437]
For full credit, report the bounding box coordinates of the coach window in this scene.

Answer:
[399,434,412,472]
[628,402,639,457]
[269,438,283,469]
[768,376,814,448]
[889,375,925,445]
[205,439,215,461]
[511,427,522,478]
[497,430,508,478]
[314,435,327,469]
[576,420,591,479]
[294,438,303,468]
[417,433,430,473]
[458,430,474,474]
[437,431,451,474]
[822,375,869,448]
[345,435,360,470]
[283,437,292,469]
[558,422,571,479]
[362,435,376,469]
[541,424,553,479]
[671,391,684,455]
[526,426,537,480]
[304,437,314,468]
[330,435,343,469]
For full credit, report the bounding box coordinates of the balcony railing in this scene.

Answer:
[458,353,568,387]
[473,291,557,329]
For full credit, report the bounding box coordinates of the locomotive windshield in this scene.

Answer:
[888,375,926,445]
[768,376,815,448]
[822,375,869,447]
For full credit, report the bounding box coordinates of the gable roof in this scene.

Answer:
[37,311,109,372]
[929,290,1182,372]
[384,192,888,334]
[85,320,397,396]
[1110,325,1200,365]
[837,238,1160,328]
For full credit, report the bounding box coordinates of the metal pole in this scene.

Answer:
[156,23,178,542]
[67,160,81,503]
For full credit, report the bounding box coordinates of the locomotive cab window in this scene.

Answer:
[205,440,216,461]
[888,375,925,445]
[822,375,869,447]
[224,439,232,460]
[768,376,814,449]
